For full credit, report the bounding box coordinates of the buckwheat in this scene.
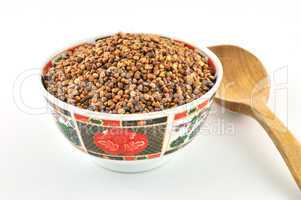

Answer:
[43,33,216,114]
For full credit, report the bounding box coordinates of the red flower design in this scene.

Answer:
[93,129,148,155]
[208,58,216,74]
[43,61,52,75]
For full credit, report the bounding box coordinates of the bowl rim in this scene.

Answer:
[40,34,223,120]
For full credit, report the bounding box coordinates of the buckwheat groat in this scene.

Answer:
[44,33,216,114]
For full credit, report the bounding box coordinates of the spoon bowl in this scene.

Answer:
[210,45,270,116]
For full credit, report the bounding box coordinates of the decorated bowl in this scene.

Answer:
[40,35,223,172]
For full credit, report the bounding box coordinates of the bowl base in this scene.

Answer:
[91,156,171,173]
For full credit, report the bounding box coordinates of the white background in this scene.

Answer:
[0,0,301,199]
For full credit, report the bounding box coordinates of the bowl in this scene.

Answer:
[40,35,223,173]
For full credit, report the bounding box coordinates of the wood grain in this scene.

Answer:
[209,45,301,190]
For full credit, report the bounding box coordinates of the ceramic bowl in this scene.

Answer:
[40,35,223,172]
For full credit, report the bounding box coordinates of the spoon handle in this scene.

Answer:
[252,103,301,190]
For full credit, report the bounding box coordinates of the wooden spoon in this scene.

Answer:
[209,45,301,190]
